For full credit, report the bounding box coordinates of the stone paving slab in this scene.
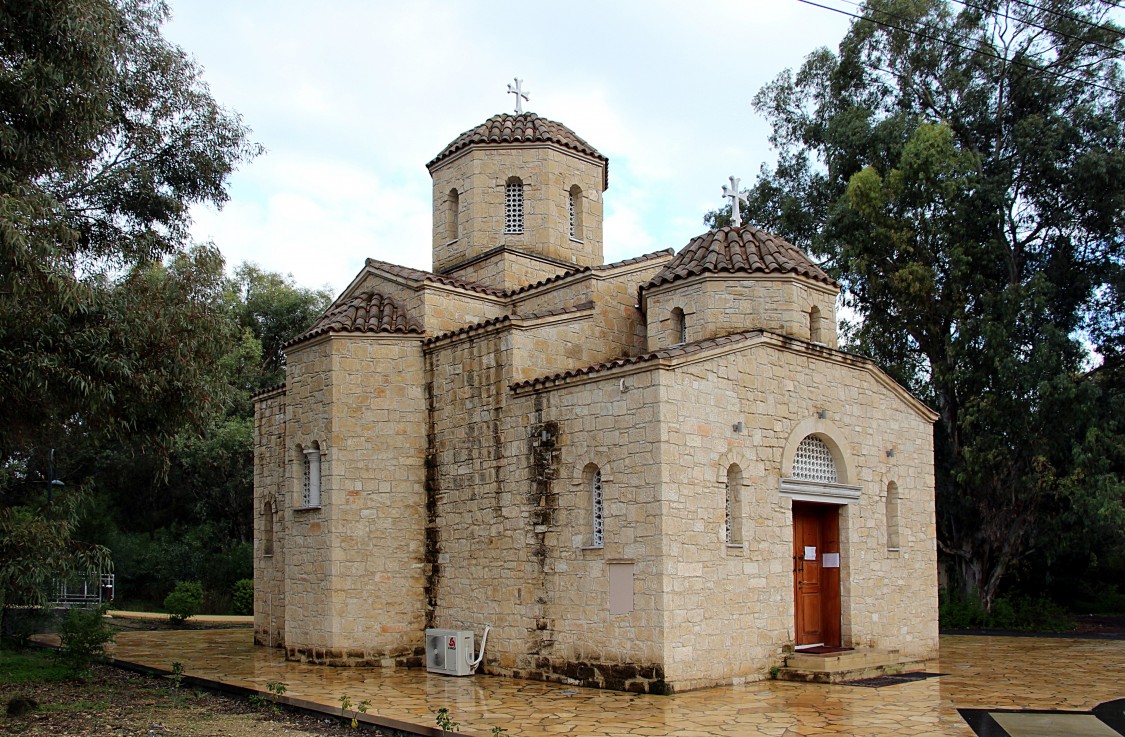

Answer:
[99,631,1125,737]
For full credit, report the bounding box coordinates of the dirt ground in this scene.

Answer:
[0,661,397,737]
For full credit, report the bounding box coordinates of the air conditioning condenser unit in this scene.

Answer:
[425,628,475,676]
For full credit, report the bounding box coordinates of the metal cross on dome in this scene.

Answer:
[722,176,748,228]
[507,78,529,114]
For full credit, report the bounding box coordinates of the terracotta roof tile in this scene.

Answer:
[366,258,507,297]
[508,249,675,297]
[285,290,422,348]
[510,330,768,391]
[423,302,594,346]
[427,113,609,188]
[642,226,837,293]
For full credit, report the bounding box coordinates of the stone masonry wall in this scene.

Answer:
[427,322,669,691]
[253,389,287,648]
[442,248,572,292]
[644,275,839,351]
[653,338,936,690]
[430,145,605,273]
[280,335,428,666]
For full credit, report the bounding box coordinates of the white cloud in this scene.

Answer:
[163,0,852,292]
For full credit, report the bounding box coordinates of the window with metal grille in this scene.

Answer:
[505,179,523,234]
[568,185,582,239]
[592,467,604,547]
[301,444,321,507]
[568,190,575,237]
[725,464,743,544]
[725,479,732,544]
[792,435,837,483]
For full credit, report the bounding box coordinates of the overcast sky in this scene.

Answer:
[162,1,853,296]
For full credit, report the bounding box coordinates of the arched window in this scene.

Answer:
[587,464,604,548]
[671,307,686,345]
[262,501,275,556]
[447,188,459,242]
[725,464,743,545]
[301,442,321,507]
[809,305,822,343]
[886,481,901,550]
[568,185,583,239]
[791,435,838,483]
[505,178,524,234]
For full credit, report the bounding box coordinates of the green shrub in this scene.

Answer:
[164,581,204,624]
[58,606,115,676]
[232,579,254,616]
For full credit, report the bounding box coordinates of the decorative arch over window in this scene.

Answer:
[300,441,321,508]
[725,464,743,545]
[568,185,583,239]
[809,305,822,343]
[505,177,524,234]
[671,307,686,345]
[447,188,459,242]
[779,423,861,504]
[886,481,901,550]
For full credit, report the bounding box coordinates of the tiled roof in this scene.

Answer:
[642,226,837,292]
[511,330,769,391]
[423,302,594,346]
[251,382,286,401]
[285,290,423,347]
[508,249,675,297]
[366,258,507,297]
[427,113,609,187]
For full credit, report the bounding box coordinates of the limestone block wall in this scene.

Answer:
[430,145,605,272]
[441,247,573,292]
[425,331,669,693]
[420,286,508,335]
[644,275,839,351]
[253,389,287,648]
[279,340,334,655]
[281,335,429,666]
[653,339,936,690]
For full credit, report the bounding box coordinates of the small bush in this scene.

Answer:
[232,579,254,616]
[164,581,204,624]
[58,606,115,676]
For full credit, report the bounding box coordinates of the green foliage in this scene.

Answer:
[0,646,73,685]
[169,661,184,689]
[940,593,1072,632]
[58,605,115,676]
[163,581,203,624]
[725,0,1125,610]
[232,579,254,616]
[436,707,459,735]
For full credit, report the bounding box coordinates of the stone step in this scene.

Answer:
[775,649,928,684]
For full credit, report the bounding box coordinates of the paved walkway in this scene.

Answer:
[101,630,1124,737]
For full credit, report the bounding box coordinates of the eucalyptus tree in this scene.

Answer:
[721,0,1125,609]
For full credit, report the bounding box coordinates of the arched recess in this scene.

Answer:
[262,500,275,557]
[568,184,583,240]
[778,418,860,503]
[809,305,822,343]
[671,307,686,346]
[885,481,901,550]
[298,440,322,508]
[504,177,524,234]
[447,188,459,242]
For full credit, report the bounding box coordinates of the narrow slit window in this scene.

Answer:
[568,185,582,239]
[505,178,524,234]
[592,467,604,548]
[809,305,822,343]
[672,307,686,345]
[447,188,459,241]
[302,443,321,507]
[886,481,901,550]
[263,502,275,556]
[726,465,743,544]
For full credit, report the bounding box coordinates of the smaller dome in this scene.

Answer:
[643,225,837,292]
[286,290,422,348]
[427,113,608,177]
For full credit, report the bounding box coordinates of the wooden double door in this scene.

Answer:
[792,502,841,647]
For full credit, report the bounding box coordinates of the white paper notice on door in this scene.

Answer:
[803,546,817,560]
[822,553,840,568]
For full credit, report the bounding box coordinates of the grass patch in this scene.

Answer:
[38,699,111,713]
[0,647,73,685]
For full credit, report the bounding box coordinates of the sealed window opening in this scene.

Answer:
[608,563,634,614]
[447,188,459,241]
[505,178,524,234]
[672,307,686,345]
[809,305,822,343]
[886,481,901,550]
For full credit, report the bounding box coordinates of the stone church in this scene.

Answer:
[252,109,939,694]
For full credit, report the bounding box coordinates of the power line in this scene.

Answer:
[950,0,1124,57]
[794,0,1125,95]
[1003,0,1124,40]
